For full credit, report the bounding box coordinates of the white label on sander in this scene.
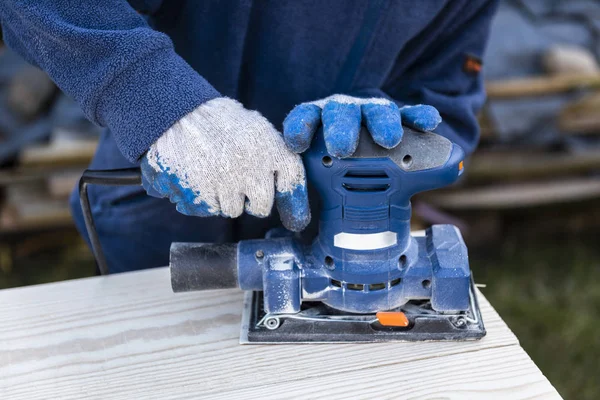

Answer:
[333,231,397,250]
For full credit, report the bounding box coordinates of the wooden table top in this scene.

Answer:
[0,267,562,399]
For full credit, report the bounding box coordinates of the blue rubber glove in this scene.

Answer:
[140,98,310,232]
[283,94,441,158]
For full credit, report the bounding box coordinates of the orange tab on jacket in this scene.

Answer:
[463,54,482,75]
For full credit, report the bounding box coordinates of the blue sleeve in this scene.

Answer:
[0,0,221,162]
[360,0,498,155]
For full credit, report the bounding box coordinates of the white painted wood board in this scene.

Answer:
[0,267,562,399]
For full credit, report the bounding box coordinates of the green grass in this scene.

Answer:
[0,238,95,288]
[472,236,600,400]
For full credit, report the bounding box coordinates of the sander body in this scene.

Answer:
[168,127,485,343]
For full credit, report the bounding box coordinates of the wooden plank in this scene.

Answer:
[559,92,600,135]
[0,267,561,399]
[0,182,72,232]
[467,150,600,182]
[486,73,600,98]
[18,138,97,167]
[0,169,45,186]
[426,178,600,210]
[0,208,73,234]
[0,167,85,187]
[559,114,600,134]
[0,118,52,165]
[219,347,557,400]
[47,170,82,198]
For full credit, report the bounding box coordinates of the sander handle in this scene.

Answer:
[78,168,142,275]
[78,168,241,292]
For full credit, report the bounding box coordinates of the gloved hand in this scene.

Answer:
[140,98,310,231]
[283,94,441,158]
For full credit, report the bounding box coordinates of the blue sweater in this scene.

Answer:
[0,0,497,162]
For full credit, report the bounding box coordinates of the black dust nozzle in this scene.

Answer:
[169,242,239,292]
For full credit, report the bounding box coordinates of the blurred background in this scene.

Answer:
[1,1,600,398]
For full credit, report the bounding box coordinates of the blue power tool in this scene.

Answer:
[169,126,485,343]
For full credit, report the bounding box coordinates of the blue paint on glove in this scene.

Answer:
[140,98,310,231]
[282,104,321,153]
[321,102,362,158]
[140,157,214,217]
[361,102,403,149]
[283,95,442,159]
[400,104,442,132]
[275,183,311,232]
[140,171,164,199]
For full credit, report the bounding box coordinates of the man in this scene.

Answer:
[0,0,497,273]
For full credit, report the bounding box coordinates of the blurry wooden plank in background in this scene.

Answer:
[486,73,600,98]
[467,149,600,182]
[425,178,600,210]
[0,183,72,232]
[559,92,600,135]
[19,139,97,167]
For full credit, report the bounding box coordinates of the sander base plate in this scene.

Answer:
[240,278,485,344]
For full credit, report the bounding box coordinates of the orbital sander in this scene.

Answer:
[80,126,485,344]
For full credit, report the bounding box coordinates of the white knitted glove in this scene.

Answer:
[283,94,441,158]
[140,97,310,231]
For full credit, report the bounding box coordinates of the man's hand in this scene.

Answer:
[283,94,441,157]
[140,98,310,231]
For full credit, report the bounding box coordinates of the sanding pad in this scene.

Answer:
[240,279,485,344]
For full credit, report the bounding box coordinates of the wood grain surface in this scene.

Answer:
[0,267,562,399]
